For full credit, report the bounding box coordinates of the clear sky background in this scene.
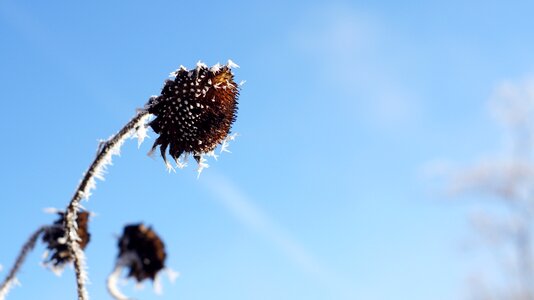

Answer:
[1,1,534,300]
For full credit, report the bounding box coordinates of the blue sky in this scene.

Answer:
[1,1,534,299]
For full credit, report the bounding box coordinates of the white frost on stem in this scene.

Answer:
[0,278,20,300]
[0,226,46,300]
[65,110,151,300]
[107,264,130,300]
[132,112,152,148]
[106,252,141,300]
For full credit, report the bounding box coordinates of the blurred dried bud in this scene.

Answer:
[117,224,166,282]
[147,61,239,166]
[42,211,91,267]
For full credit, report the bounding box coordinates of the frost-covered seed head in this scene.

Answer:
[42,211,91,267]
[147,62,239,165]
[117,224,166,282]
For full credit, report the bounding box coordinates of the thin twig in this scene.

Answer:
[64,110,150,300]
[0,226,47,300]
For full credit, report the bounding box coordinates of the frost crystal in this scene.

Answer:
[133,113,151,148]
[196,60,208,69]
[0,277,20,300]
[196,154,209,178]
[220,133,238,154]
[210,63,222,73]
[227,59,240,69]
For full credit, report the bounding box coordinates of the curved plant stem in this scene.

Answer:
[106,263,129,300]
[0,226,46,300]
[65,110,150,300]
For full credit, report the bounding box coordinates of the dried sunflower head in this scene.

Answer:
[146,61,239,170]
[117,223,166,282]
[42,211,91,267]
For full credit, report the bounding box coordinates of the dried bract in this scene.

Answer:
[147,61,239,167]
[42,211,91,267]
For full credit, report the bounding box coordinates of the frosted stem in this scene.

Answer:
[106,264,130,300]
[65,110,150,300]
[0,226,46,300]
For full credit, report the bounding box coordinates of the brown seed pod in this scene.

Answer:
[42,211,91,267]
[117,224,166,282]
[147,61,239,166]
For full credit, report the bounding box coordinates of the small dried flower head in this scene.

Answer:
[117,224,166,282]
[147,61,239,166]
[42,211,91,267]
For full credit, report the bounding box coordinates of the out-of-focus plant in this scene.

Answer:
[441,78,534,300]
[0,61,241,300]
[107,224,169,300]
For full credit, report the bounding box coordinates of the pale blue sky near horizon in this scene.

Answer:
[1,1,534,299]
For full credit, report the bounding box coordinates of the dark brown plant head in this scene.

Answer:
[42,211,91,267]
[117,223,166,282]
[146,61,239,169]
